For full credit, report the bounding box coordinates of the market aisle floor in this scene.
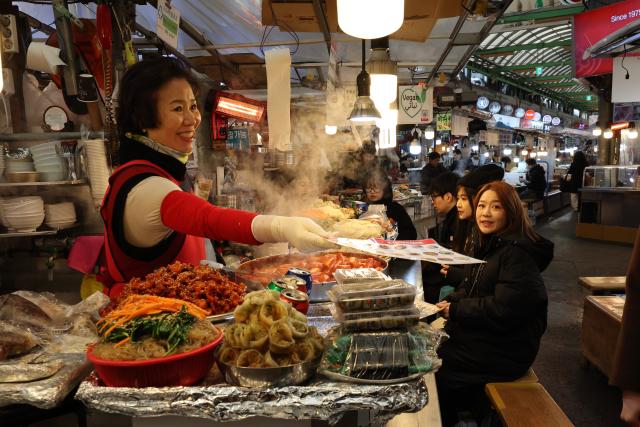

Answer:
[533,209,632,427]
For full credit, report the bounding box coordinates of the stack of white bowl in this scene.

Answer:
[80,139,110,207]
[0,147,5,180]
[30,142,65,182]
[44,202,76,230]
[1,196,45,232]
[6,157,35,173]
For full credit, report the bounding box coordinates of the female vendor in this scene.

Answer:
[100,57,334,295]
[435,181,553,426]
[362,172,417,240]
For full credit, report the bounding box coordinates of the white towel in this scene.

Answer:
[265,48,291,151]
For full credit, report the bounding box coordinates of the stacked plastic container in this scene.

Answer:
[319,269,442,383]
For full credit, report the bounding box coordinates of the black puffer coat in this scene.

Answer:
[437,233,553,388]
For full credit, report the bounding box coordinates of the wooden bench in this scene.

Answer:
[578,276,626,294]
[581,295,624,378]
[485,382,573,427]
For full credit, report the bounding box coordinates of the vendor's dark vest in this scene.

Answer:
[100,160,204,290]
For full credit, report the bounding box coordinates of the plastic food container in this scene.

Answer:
[87,330,224,387]
[331,306,420,332]
[327,280,416,311]
[333,268,390,285]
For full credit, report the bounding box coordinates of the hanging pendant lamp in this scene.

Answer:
[338,0,405,40]
[367,37,397,110]
[349,40,381,122]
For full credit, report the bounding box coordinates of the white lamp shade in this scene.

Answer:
[592,127,602,136]
[325,125,337,135]
[376,108,398,149]
[521,149,528,156]
[409,139,421,155]
[530,152,537,158]
[503,148,512,155]
[338,0,404,39]
[629,129,638,139]
[603,129,613,139]
[370,74,398,108]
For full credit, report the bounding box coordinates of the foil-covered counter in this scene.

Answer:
[76,370,428,425]
[0,353,91,409]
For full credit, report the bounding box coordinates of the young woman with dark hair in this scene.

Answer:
[363,173,417,240]
[101,57,334,296]
[435,181,554,426]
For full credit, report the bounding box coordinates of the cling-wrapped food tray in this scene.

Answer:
[327,279,416,311]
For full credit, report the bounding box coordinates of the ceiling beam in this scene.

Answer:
[497,5,585,24]
[477,40,571,55]
[541,82,583,88]
[311,0,332,54]
[502,61,571,70]
[531,73,573,81]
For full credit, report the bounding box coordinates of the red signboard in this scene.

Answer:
[524,109,536,120]
[574,0,640,78]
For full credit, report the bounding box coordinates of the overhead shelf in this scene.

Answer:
[0,179,87,187]
[0,229,57,238]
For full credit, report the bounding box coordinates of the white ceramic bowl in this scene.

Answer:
[5,214,45,232]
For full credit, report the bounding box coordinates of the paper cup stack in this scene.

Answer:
[45,202,76,230]
[30,142,65,182]
[80,139,110,207]
[1,196,45,232]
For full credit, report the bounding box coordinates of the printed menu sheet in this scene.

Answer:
[331,238,485,264]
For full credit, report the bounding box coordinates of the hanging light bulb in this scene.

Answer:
[435,138,442,145]
[594,146,599,152]
[325,125,338,135]
[368,37,397,111]
[471,144,479,151]
[349,40,381,122]
[483,152,490,158]
[621,128,629,137]
[538,151,548,156]
[521,149,529,156]
[377,107,398,149]
[592,126,602,137]
[503,148,512,155]
[425,126,435,140]
[628,123,638,139]
[603,128,614,139]
[338,0,405,40]
[513,157,520,163]
[409,138,421,155]
[530,152,537,158]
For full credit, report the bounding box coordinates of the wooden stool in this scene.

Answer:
[578,276,626,294]
[485,382,573,427]
[513,368,538,383]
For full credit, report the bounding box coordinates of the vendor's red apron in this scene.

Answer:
[100,160,205,298]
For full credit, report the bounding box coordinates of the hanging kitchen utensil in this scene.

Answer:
[96,4,117,164]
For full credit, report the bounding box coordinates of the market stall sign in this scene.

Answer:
[542,115,552,124]
[436,112,452,131]
[493,114,520,129]
[515,108,525,118]
[398,85,433,124]
[226,128,250,151]
[520,119,545,130]
[573,0,640,78]
[524,109,536,120]
[156,0,180,49]
[552,117,562,126]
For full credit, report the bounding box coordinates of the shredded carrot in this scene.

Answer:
[95,294,209,337]
[113,336,130,348]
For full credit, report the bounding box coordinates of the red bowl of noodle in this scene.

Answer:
[87,328,223,387]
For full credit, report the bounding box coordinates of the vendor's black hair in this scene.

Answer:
[363,171,393,203]
[116,56,199,140]
[427,151,441,161]
[526,158,537,166]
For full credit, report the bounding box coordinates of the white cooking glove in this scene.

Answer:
[251,215,338,252]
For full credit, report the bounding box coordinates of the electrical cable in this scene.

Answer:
[621,43,630,80]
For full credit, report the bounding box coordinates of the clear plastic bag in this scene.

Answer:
[319,323,446,383]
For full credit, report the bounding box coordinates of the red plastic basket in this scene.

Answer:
[87,329,224,387]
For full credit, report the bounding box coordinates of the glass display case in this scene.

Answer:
[582,165,640,190]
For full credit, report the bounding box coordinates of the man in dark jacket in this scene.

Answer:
[420,152,448,195]
[524,158,547,200]
[422,172,459,303]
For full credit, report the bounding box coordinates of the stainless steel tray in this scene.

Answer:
[318,369,425,385]
[234,251,389,303]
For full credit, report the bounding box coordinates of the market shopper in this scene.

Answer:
[101,57,334,295]
[449,149,467,177]
[420,151,447,195]
[435,181,553,426]
[522,158,547,200]
[362,172,417,241]
[561,151,588,211]
[422,172,459,303]
[611,227,640,426]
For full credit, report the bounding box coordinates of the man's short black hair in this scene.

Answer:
[453,148,462,155]
[116,56,199,140]
[526,158,537,166]
[427,152,441,161]
[430,171,459,197]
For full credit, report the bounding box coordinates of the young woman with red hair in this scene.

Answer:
[435,181,554,426]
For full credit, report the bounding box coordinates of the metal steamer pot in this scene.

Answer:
[234,251,389,303]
